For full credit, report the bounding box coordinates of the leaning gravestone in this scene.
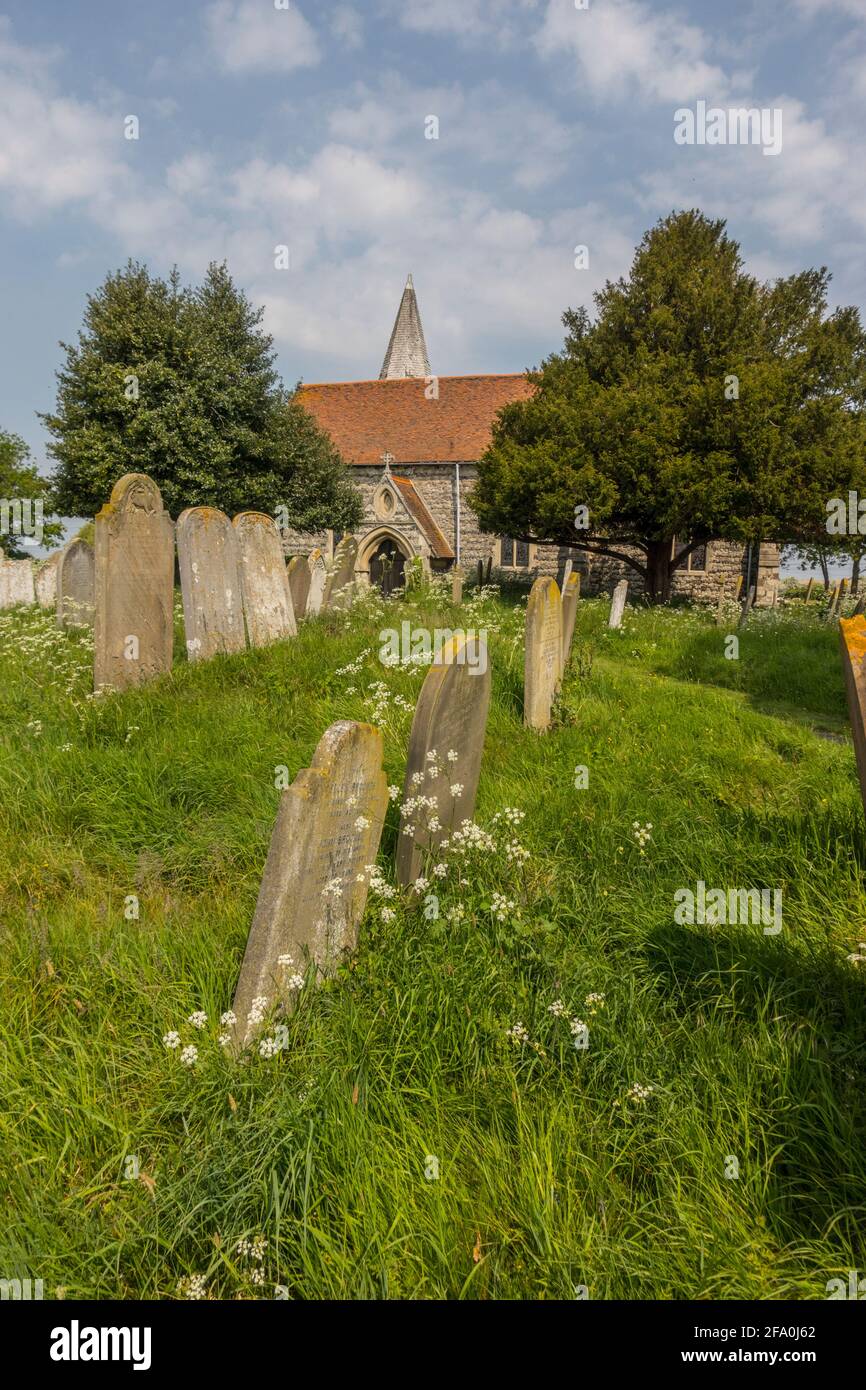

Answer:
[561,572,580,667]
[451,571,463,604]
[177,507,246,661]
[306,549,326,616]
[608,579,628,630]
[35,552,61,609]
[323,536,357,611]
[0,558,35,609]
[804,577,815,603]
[524,577,562,731]
[230,720,388,1051]
[560,557,573,592]
[826,579,842,620]
[854,594,866,618]
[839,617,866,821]
[395,634,492,887]
[287,555,311,620]
[234,512,297,647]
[56,539,94,629]
[93,473,174,692]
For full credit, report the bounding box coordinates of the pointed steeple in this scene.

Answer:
[379,274,431,379]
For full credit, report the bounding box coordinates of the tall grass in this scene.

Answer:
[1,584,864,1299]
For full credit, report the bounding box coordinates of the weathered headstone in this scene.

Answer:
[734,575,744,601]
[738,585,756,628]
[306,549,326,616]
[854,594,866,618]
[451,571,463,604]
[827,579,842,621]
[559,557,573,592]
[287,554,311,620]
[0,558,35,609]
[56,539,94,628]
[93,473,174,692]
[476,560,484,588]
[608,579,628,630]
[177,507,246,661]
[395,634,491,887]
[323,535,357,611]
[35,552,61,609]
[839,616,866,821]
[524,577,562,731]
[234,512,297,647]
[485,557,492,584]
[230,720,388,1051]
[561,572,580,667]
[804,577,815,603]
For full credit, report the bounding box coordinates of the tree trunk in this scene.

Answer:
[819,551,829,592]
[645,541,673,603]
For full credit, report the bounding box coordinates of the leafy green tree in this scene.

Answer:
[0,429,63,558]
[42,261,362,530]
[471,211,866,601]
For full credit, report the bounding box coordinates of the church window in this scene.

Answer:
[672,538,708,573]
[499,537,530,570]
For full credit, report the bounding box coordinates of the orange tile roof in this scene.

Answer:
[391,474,454,558]
[297,373,534,465]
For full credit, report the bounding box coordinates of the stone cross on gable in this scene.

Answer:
[381,451,395,475]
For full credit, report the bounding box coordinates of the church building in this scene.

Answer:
[295,277,779,603]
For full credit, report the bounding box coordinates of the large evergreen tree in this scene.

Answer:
[471,211,866,601]
[43,261,362,530]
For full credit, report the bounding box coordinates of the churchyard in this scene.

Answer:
[1,518,865,1300]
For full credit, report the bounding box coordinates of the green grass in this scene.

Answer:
[1,582,865,1300]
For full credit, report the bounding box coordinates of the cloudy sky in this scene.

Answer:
[1,0,864,473]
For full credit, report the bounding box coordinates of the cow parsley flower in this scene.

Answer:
[163,1031,181,1049]
[180,1045,198,1068]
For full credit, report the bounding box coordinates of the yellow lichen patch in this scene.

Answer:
[840,615,866,663]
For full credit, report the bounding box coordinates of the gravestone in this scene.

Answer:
[734,575,744,600]
[0,558,35,609]
[234,512,297,647]
[485,557,492,584]
[35,552,61,609]
[827,580,842,621]
[230,720,388,1051]
[608,579,628,630]
[307,549,326,616]
[93,473,174,692]
[559,557,573,592]
[804,577,815,602]
[854,594,866,618]
[451,571,463,604]
[524,577,562,731]
[395,634,491,887]
[177,507,246,661]
[323,535,357,611]
[287,555,311,620]
[477,560,484,588]
[560,572,580,667]
[839,616,866,821]
[56,539,94,628]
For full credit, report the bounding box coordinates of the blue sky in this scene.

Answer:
[1,0,865,487]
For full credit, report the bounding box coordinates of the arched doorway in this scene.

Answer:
[369,536,407,595]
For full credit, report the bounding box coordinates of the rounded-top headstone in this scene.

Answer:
[233,511,297,647]
[396,634,491,886]
[177,506,246,661]
[56,538,94,629]
[287,554,312,621]
[93,473,174,691]
[306,548,326,616]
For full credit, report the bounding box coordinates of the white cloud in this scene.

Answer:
[535,0,730,104]
[385,0,541,46]
[206,0,320,74]
[0,18,126,218]
[331,4,364,50]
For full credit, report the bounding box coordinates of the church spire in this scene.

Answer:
[379,274,431,379]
